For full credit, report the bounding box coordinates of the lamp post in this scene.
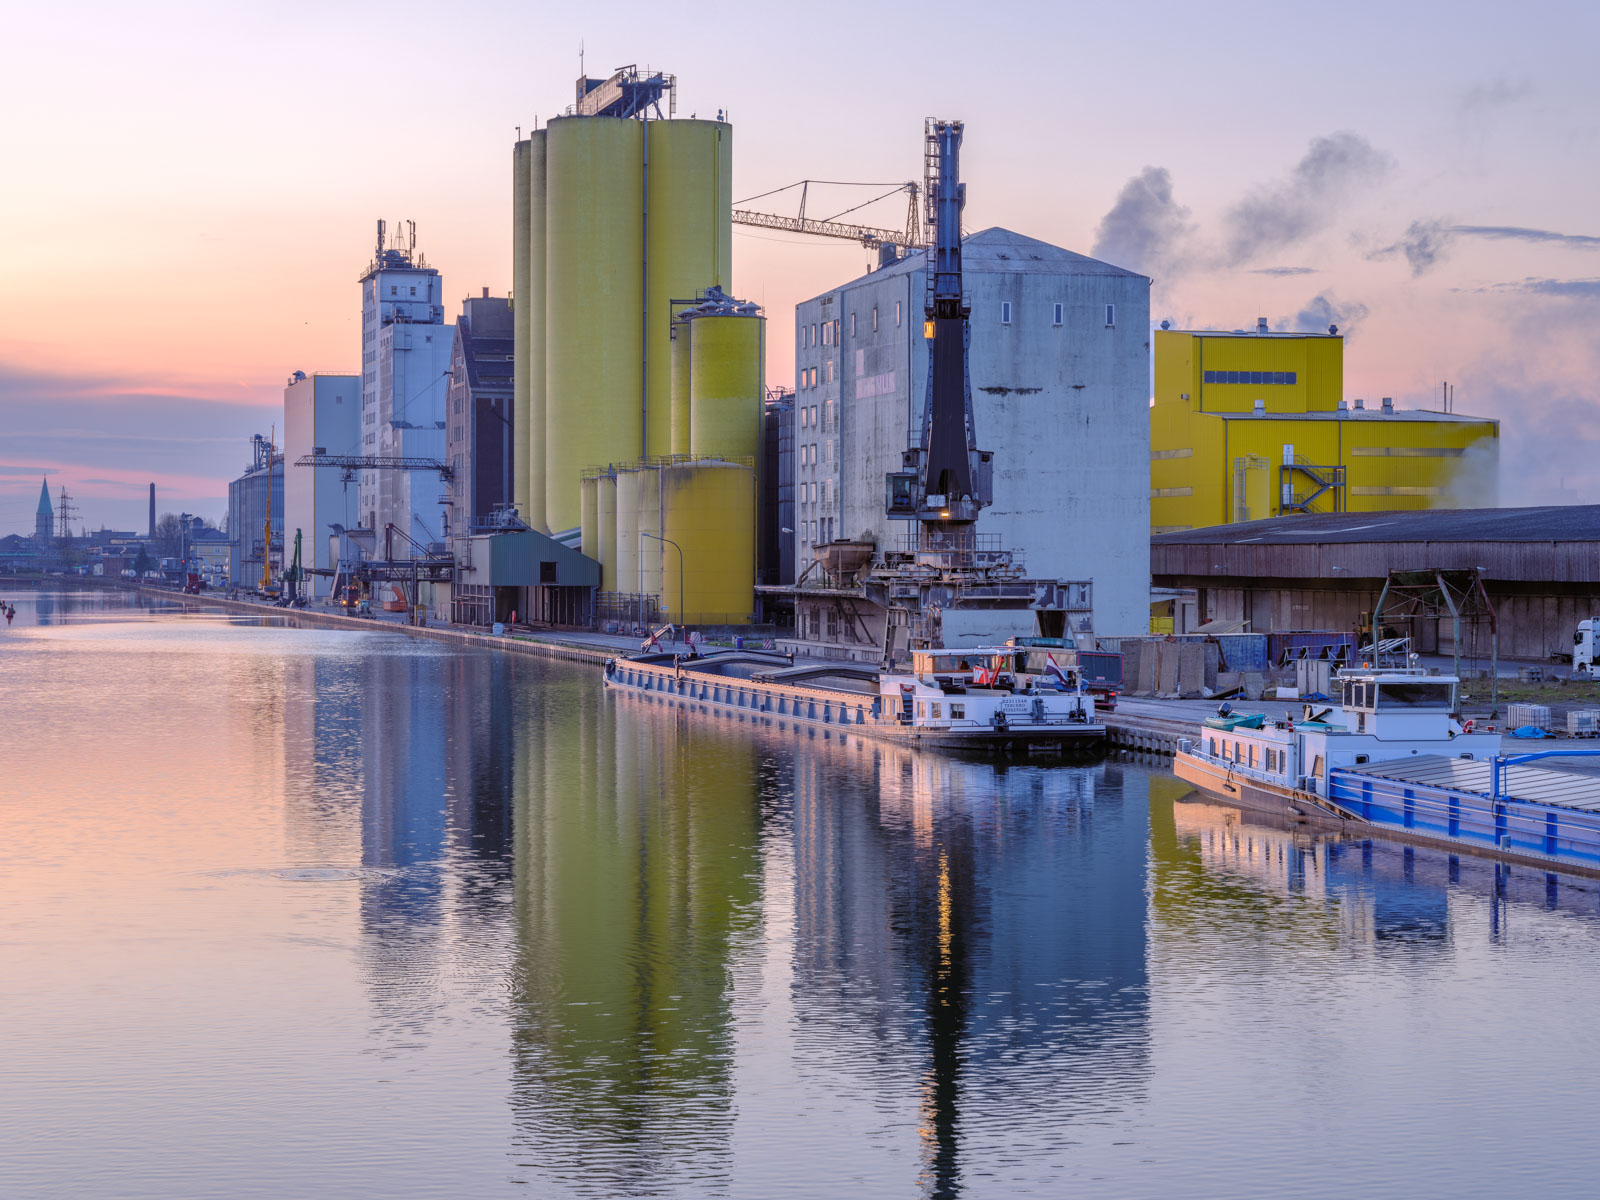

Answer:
[642,531,684,642]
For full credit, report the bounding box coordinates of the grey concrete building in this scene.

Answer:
[445,292,514,536]
[227,435,284,587]
[283,371,360,598]
[1151,506,1600,660]
[793,228,1151,638]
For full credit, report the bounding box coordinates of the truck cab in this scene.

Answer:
[1575,619,1598,674]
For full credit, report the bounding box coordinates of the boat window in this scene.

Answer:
[918,703,926,719]
[1208,736,1217,756]
[1355,754,1369,764]
[1311,754,1325,777]
[1378,682,1453,708]
[1248,745,1256,768]
[931,703,942,719]
[950,703,964,720]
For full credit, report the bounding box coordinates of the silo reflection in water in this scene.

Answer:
[511,687,760,1195]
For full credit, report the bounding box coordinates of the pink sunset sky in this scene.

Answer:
[3,0,1597,533]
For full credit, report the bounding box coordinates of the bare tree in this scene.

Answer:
[154,513,183,558]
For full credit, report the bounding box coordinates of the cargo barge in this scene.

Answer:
[1174,667,1600,876]
[604,644,1105,753]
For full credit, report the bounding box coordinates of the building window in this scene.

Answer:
[389,286,397,296]
[1053,303,1064,326]
[1105,304,1115,326]
[895,301,902,327]
[873,307,878,332]
[1001,302,1012,325]
[833,319,840,344]
[409,286,416,296]
[1204,370,1297,385]
[822,322,831,346]
[850,312,857,337]
[811,323,818,346]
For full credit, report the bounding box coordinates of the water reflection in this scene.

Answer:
[15,591,1600,1198]
[509,691,760,1195]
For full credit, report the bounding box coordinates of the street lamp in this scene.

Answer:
[641,531,684,640]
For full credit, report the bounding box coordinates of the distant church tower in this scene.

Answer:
[35,478,52,544]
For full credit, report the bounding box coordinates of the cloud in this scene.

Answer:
[1373,220,1600,276]
[1459,78,1533,115]
[1280,292,1370,337]
[1248,266,1318,277]
[1091,166,1193,280]
[1223,133,1394,265]
[1457,224,1600,249]
[1470,277,1600,299]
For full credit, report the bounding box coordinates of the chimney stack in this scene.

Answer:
[148,483,156,539]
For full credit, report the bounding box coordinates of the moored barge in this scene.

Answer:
[1174,667,1600,875]
[604,644,1105,753]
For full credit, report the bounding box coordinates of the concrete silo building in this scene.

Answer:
[792,229,1151,640]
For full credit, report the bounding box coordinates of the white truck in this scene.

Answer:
[1573,619,1600,673]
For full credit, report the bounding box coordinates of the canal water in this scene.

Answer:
[4,589,1600,1199]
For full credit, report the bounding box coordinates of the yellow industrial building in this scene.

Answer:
[1150,324,1499,532]
[512,68,759,625]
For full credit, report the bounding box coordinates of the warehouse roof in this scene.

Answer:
[1204,408,1495,425]
[812,229,1145,301]
[1152,505,1600,546]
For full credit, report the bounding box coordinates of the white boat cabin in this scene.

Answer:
[877,646,1097,732]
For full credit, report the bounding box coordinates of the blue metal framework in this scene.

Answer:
[1329,757,1600,872]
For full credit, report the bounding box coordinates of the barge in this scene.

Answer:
[604,644,1105,753]
[1174,667,1600,875]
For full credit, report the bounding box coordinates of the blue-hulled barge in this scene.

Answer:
[1174,667,1600,877]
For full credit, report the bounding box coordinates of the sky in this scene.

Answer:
[3,0,1599,534]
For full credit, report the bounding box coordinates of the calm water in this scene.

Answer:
[4,590,1600,1199]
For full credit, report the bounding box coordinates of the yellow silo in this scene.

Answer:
[525,129,549,531]
[688,313,764,465]
[636,463,661,603]
[595,472,618,594]
[545,117,645,532]
[614,467,641,599]
[644,120,732,459]
[512,138,531,522]
[669,319,693,457]
[579,473,599,563]
[660,460,755,625]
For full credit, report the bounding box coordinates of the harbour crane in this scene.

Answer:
[293,453,453,484]
[732,179,925,251]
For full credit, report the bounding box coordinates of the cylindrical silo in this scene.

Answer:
[525,129,549,531]
[660,460,756,625]
[688,313,765,465]
[545,117,645,533]
[644,120,732,459]
[669,319,693,457]
[512,138,531,524]
[579,473,599,562]
[595,472,618,594]
[636,463,661,605]
[614,467,641,600]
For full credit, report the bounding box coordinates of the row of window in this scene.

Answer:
[803,302,909,350]
[799,362,835,390]
[800,479,833,505]
[798,442,834,468]
[1207,736,1287,774]
[797,402,833,430]
[1204,370,1298,385]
